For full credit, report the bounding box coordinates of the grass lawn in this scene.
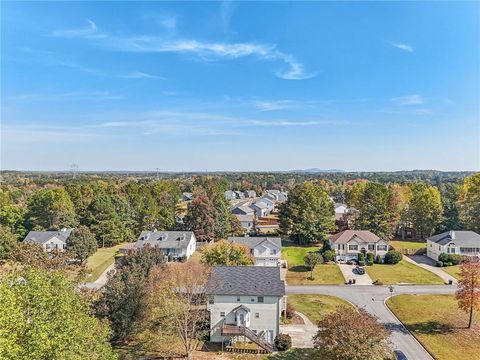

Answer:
[286,264,345,285]
[85,243,129,282]
[288,294,353,323]
[390,240,426,251]
[387,294,480,360]
[442,265,462,279]
[365,259,444,284]
[281,243,320,267]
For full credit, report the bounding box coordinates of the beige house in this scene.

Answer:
[329,230,389,262]
[205,266,285,352]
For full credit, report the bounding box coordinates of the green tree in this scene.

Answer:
[279,182,335,245]
[27,188,77,230]
[457,173,480,233]
[407,183,444,238]
[0,268,115,360]
[0,204,27,239]
[67,225,97,264]
[201,239,254,266]
[304,252,324,280]
[0,225,18,261]
[438,182,461,232]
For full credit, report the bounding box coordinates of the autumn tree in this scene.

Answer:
[313,306,392,360]
[0,268,115,360]
[184,195,218,242]
[279,182,335,245]
[67,225,97,264]
[456,259,480,329]
[135,262,210,359]
[407,183,443,238]
[457,173,480,232]
[304,252,323,280]
[201,239,253,266]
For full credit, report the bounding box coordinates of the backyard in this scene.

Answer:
[366,259,444,285]
[387,294,480,360]
[390,239,426,252]
[287,294,353,323]
[85,243,129,282]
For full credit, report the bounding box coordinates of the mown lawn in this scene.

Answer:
[287,294,353,323]
[282,243,320,267]
[387,294,480,360]
[365,259,444,284]
[390,240,426,251]
[286,264,345,285]
[85,243,129,282]
[442,265,462,279]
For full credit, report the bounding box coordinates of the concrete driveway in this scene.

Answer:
[338,263,373,285]
[405,255,457,284]
[280,312,317,348]
[286,284,456,360]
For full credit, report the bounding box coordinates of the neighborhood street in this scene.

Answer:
[287,285,457,360]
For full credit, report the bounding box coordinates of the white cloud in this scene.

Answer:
[391,94,424,106]
[255,100,295,111]
[390,42,414,52]
[52,19,106,39]
[118,71,165,79]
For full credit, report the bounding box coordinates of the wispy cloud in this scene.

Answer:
[51,20,315,80]
[117,71,165,79]
[390,42,414,53]
[255,100,296,111]
[7,90,124,102]
[248,119,350,127]
[391,94,424,106]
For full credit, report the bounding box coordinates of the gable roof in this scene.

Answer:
[329,230,383,244]
[135,231,195,249]
[24,228,73,244]
[427,231,480,247]
[228,236,282,250]
[206,266,285,296]
[232,205,254,215]
[234,214,254,222]
[252,201,269,210]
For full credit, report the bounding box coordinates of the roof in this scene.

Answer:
[234,214,254,222]
[252,201,268,209]
[266,189,280,195]
[427,231,480,247]
[206,266,285,296]
[24,228,73,244]
[329,230,383,244]
[228,236,282,250]
[232,205,254,215]
[135,231,195,249]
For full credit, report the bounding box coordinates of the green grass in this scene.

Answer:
[387,294,480,360]
[286,264,345,285]
[85,243,129,282]
[365,259,444,284]
[288,294,353,323]
[390,240,426,250]
[267,349,318,360]
[442,265,462,279]
[281,243,320,267]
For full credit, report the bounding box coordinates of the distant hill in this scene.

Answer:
[291,168,345,173]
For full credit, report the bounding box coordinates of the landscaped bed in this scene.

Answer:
[85,243,129,282]
[387,294,480,360]
[365,259,444,284]
[287,294,353,323]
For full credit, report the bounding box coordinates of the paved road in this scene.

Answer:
[287,285,456,360]
[81,262,116,290]
[406,255,458,284]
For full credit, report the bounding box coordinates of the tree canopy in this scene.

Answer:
[201,239,254,266]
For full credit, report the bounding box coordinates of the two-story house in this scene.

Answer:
[134,231,197,260]
[233,215,255,234]
[250,202,269,217]
[329,230,389,262]
[426,230,480,261]
[23,228,73,252]
[228,237,282,266]
[205,266,285,352]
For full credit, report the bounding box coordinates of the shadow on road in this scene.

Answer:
[384,322,409,334]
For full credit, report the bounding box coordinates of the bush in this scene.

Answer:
[375,255,383,264]
[438,253,450,263]
[436,261,444,267]
[274,333,292,351]
[446,262,453,267]
[285,302,295,319]
[358,260,366,266]
[366,252,374,266]
[384,250,402,264]
[322,239,332,252]
[357,252,365,262]
[323,250,336,262]
[438,253,462,266]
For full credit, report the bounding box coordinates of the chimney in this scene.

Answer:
[449,230,455,240]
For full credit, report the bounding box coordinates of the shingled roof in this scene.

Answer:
[134,231,195,249]
[427,231,480,247]
[205,266,285,296]
[228,236,282,250]
[329,230,383,244]
[24,228,73,244]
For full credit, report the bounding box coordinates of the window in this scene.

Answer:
[257,296,264,303]
[237,296,240,302]
[368,244,375,251]
[220,312,225,317]
[208,297,214,305]
[377,245,388,251]
[272,249,277,255]
[348,245,358,251]
[338,244,342,250]
[251,298,255,302]
[255,313,259,318]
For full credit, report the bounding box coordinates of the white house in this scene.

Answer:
[334,203,349,221]
[205,266,285,352]
[426,230,480,261]
[232,205,254,216]
[23,228,73,252]
[234,214,255,234]
[250,202,269,217]
[228,237,282,266]
[266,190,287,203]
[225,190,237,201]
[134,231,197,260]
[243,190,256,198]
[259,196,275,212]
[329,230,389,262]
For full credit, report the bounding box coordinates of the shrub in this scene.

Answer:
[323,250,336,262]
[274,333,292,351]
[446,262,453,267]
[357,252,365,262]
[436,261,444,267]
[438,253,450,263]
[384,250,402,264]
[366,252,374,266]
[285,302,295,319]
[322,239,332,252]
[375,255,383,264]
[448,254,462,265]
[358,260,366,266]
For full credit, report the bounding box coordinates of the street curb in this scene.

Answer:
[384,296,436,360]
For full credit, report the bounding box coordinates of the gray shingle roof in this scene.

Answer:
[234,214,254,222]
[206,266,285,296]
[135,231,195,249]
[228,236,282,250]
[252,201,268,209]
[24,228,73,244]
[427,231,480,247]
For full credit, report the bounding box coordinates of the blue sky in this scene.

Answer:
[2,1,479,171]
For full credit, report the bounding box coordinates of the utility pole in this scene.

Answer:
[70,164,78,179]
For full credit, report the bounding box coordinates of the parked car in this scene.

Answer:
[394,350,408,360]
[355,266,365,275]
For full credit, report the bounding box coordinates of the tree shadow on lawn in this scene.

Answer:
[268,348,317,360]
[289,265,309,272]
[408,321,454,335]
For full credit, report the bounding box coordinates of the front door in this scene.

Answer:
[239,314,245,326]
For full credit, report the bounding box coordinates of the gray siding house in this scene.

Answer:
[134,231,197,260]
[427,230,480,261]
[228,237,282,266]
[23,228,73,252]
